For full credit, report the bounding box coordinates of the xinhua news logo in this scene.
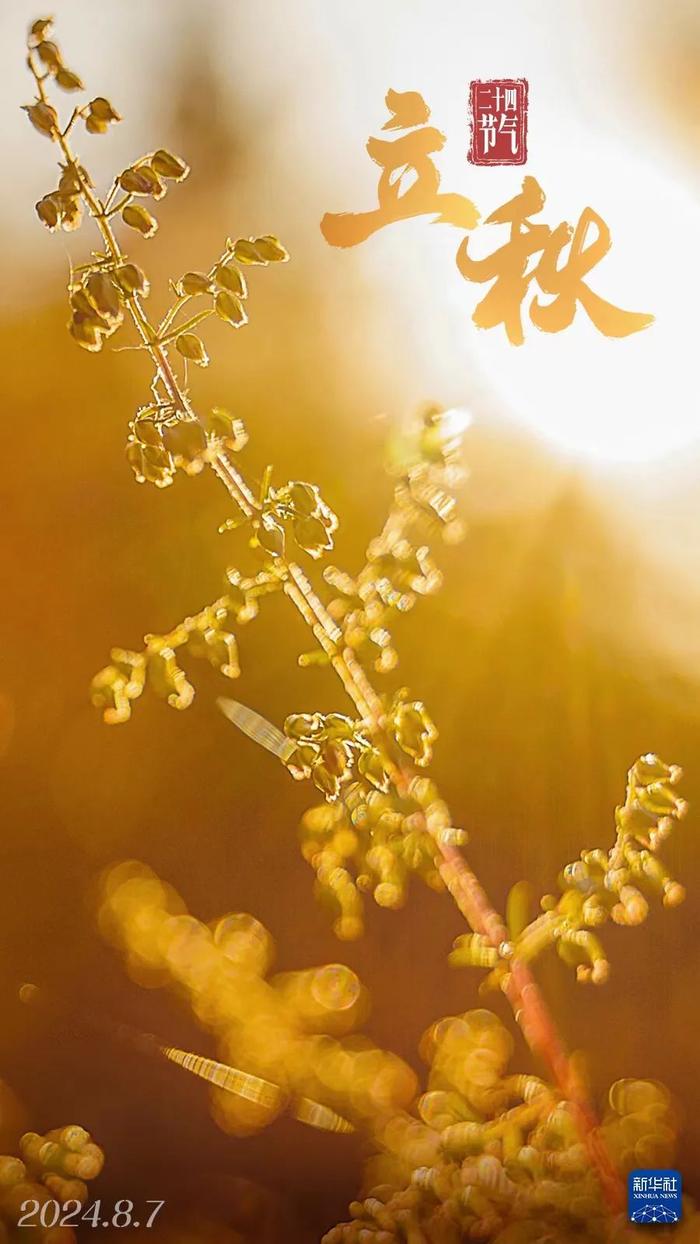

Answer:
[628,1169,682,1224]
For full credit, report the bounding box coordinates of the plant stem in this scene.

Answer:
[29,51,623,1211]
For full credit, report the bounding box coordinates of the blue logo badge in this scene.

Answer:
[628,1169,682,1223]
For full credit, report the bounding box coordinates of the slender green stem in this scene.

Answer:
[158,307,213,345]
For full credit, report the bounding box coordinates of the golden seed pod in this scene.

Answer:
[58,164,82,194]
[357,751,390,792]
[215,264,248,298]
[289,481,321,516]
[70,287,106,323]
[253,234,290,262]
[177,271,213,296]
[293,513,335,558]
[69,315,104,352]
[55,66,84,91]
[113,262,149,298]
[231,238,269,265]
[215,289,248,328]
[58,194,83,231]
[122,203,158,238]
[29,17,53,44]
[119,164,165,198]
[126,440,174,488]
[88,96,121,122]
[161,419,208,466]
[257,515,285,558]
[206,407,248,450]
[175,332,209,366]
[35,194,60,231]
[132,419,164,448]
[36,40,63,71]
[151,148,190,181]
[86,271,122,324]
[85,113,109,135]
[23,100,59,138]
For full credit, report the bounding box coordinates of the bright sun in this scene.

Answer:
[458,131,700,465]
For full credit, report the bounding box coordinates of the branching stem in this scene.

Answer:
[27,47,623,1212]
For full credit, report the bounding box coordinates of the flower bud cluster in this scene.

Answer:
[253,480,338,561]
[325,406,466,674]
[91,599,243,725]
[452,756,688,992]
[325,1009,682,1243]
[300,769,460,940]
[126,405,247,488]
[0,1124,104,1241]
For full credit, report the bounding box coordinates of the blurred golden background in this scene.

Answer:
[2,0,700,1239]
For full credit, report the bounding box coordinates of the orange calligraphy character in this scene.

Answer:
[321,89,479,248]
[530,206,654,338]
[456,175,654,344]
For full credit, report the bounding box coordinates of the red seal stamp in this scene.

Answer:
[469,79,528,166]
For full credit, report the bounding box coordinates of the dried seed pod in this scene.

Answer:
[55,66,84,91]
[177,271,213,296]
[36,40,63,71]
[69,314,104,352]
[161,419,208,468]
[126,440,174,488]
[253,234,290,262]
[257,515,285,558]
[175,333,209,366]
[215,264,248,297]
[113,263,149,297]
[88,96,121,122]
[313,760,342,801]
[85,113,109,135]
[70,287,106,323]
[29,17,53,44]
[131,419,164,449]
[358,749,390,793]
[215,289,248,328]
[85,272,122,324]
[293,514,335,558]
[122,203,158,238]
[119,164,165,198]
[289,482,320,517]
[58,194,83,231]
[285,713,325,741]
[35,194,60,231]
[205,407,248,451]
[231,237,269,265]
[58,163,82,194]
[151,148,190,180]
[23,100,59,138]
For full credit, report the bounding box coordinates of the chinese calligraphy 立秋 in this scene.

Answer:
[321,90,654,345]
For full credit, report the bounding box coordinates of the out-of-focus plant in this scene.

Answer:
[0,1124,104,1242]
[98,861,416,1137]
[24,13,692,1233]
[325,1011,696,1244]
